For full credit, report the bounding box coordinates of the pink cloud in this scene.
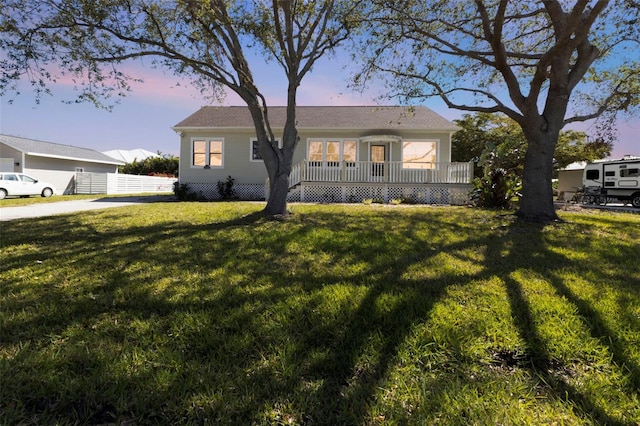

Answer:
[32,62,205,107]
[36,53,380,108]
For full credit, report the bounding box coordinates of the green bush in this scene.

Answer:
[472,141,522,209]
[216,176,237,200]
[471,168,522,209]
[173,182,205,201]
[119,154,179,177]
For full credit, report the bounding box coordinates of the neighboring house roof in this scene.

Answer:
[0,134,124,165]
[173,106,459,131]
[103,149,159,164]
[562,161,587,171]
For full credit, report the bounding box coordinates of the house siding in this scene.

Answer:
[179,129,454,188]
[557,169,584,201]
[24,155,118,195]
[179,130,271,186]
[0,144,22,172]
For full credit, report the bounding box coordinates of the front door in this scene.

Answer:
[371,145,386,178]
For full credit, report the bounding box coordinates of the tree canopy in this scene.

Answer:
[356,0,640,221]
[0,0,361,215]
[452,112,612,176]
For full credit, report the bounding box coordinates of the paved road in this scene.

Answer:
[0,195,173,221]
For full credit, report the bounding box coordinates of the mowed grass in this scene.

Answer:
[0,193,173,207]
[1,202,639,425]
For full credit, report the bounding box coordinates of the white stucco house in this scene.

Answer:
[173,106,472,204]
[0,134,123,195]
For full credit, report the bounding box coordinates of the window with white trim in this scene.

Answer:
[192,138,223,168]
[307,139,358,166]
[250,138,282,162]
[402,140,437,169]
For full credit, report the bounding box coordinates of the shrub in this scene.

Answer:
[173,182,205,201]
[471,168,522,209]
[216,176,237,200]
[119,154,179,177]
[471,141,522,209]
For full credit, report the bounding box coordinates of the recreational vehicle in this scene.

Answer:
[582,156,640,207]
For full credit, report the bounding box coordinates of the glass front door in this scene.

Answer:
[371,145,386,178]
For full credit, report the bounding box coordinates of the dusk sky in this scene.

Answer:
[1,53,637,159]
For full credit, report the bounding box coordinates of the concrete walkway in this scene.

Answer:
[0,195,173,221]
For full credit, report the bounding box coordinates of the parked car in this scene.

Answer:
[0,173,56,199]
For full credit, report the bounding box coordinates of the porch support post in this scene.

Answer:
[301,160,305,182]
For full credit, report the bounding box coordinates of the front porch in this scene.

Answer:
[290,160,473,186]
[284,160,474,204]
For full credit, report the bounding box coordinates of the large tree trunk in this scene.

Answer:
[259,136,293,217]
[246,87,298,217]
[244,102,288,216]
[262,136,294,216]
[262,84,299,216]
[264,172,290,215]
[517,131,560,222]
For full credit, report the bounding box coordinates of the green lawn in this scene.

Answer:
[1,203,639,425]
[0,193,174,207]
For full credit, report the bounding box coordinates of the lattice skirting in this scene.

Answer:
[182,182,471,205]
[182,183,266,200]
[291,183,472,205]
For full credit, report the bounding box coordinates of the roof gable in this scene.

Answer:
[0,134,123,165]
[174,106,459,131]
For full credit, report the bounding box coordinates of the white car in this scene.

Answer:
[0,173,56,199]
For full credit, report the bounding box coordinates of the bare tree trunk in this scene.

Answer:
[517,131,560,222]
[264,173,290,215]
[245,89,298,217]
[263,84,299,216]
[259,141,293,217]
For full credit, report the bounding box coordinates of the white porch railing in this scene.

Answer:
[288,160,474,188]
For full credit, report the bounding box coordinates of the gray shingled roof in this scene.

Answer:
[174,106,459,131]
[0,134,123,165]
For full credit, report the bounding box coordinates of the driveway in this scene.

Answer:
[0,195,173,221]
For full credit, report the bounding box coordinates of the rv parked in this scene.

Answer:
[582,156,640,207]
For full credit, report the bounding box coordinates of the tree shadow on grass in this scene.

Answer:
[487,219,640,425]
[1,206,476,424]
[285,213,639,425]
[1,206,638,424]
[243,209,506,424]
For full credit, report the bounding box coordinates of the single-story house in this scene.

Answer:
[172,106,473,204]
[0,134,123,195]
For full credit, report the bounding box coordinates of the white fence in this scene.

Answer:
[75,173,177,195]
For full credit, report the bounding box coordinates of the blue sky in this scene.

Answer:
[1,54,637,159]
